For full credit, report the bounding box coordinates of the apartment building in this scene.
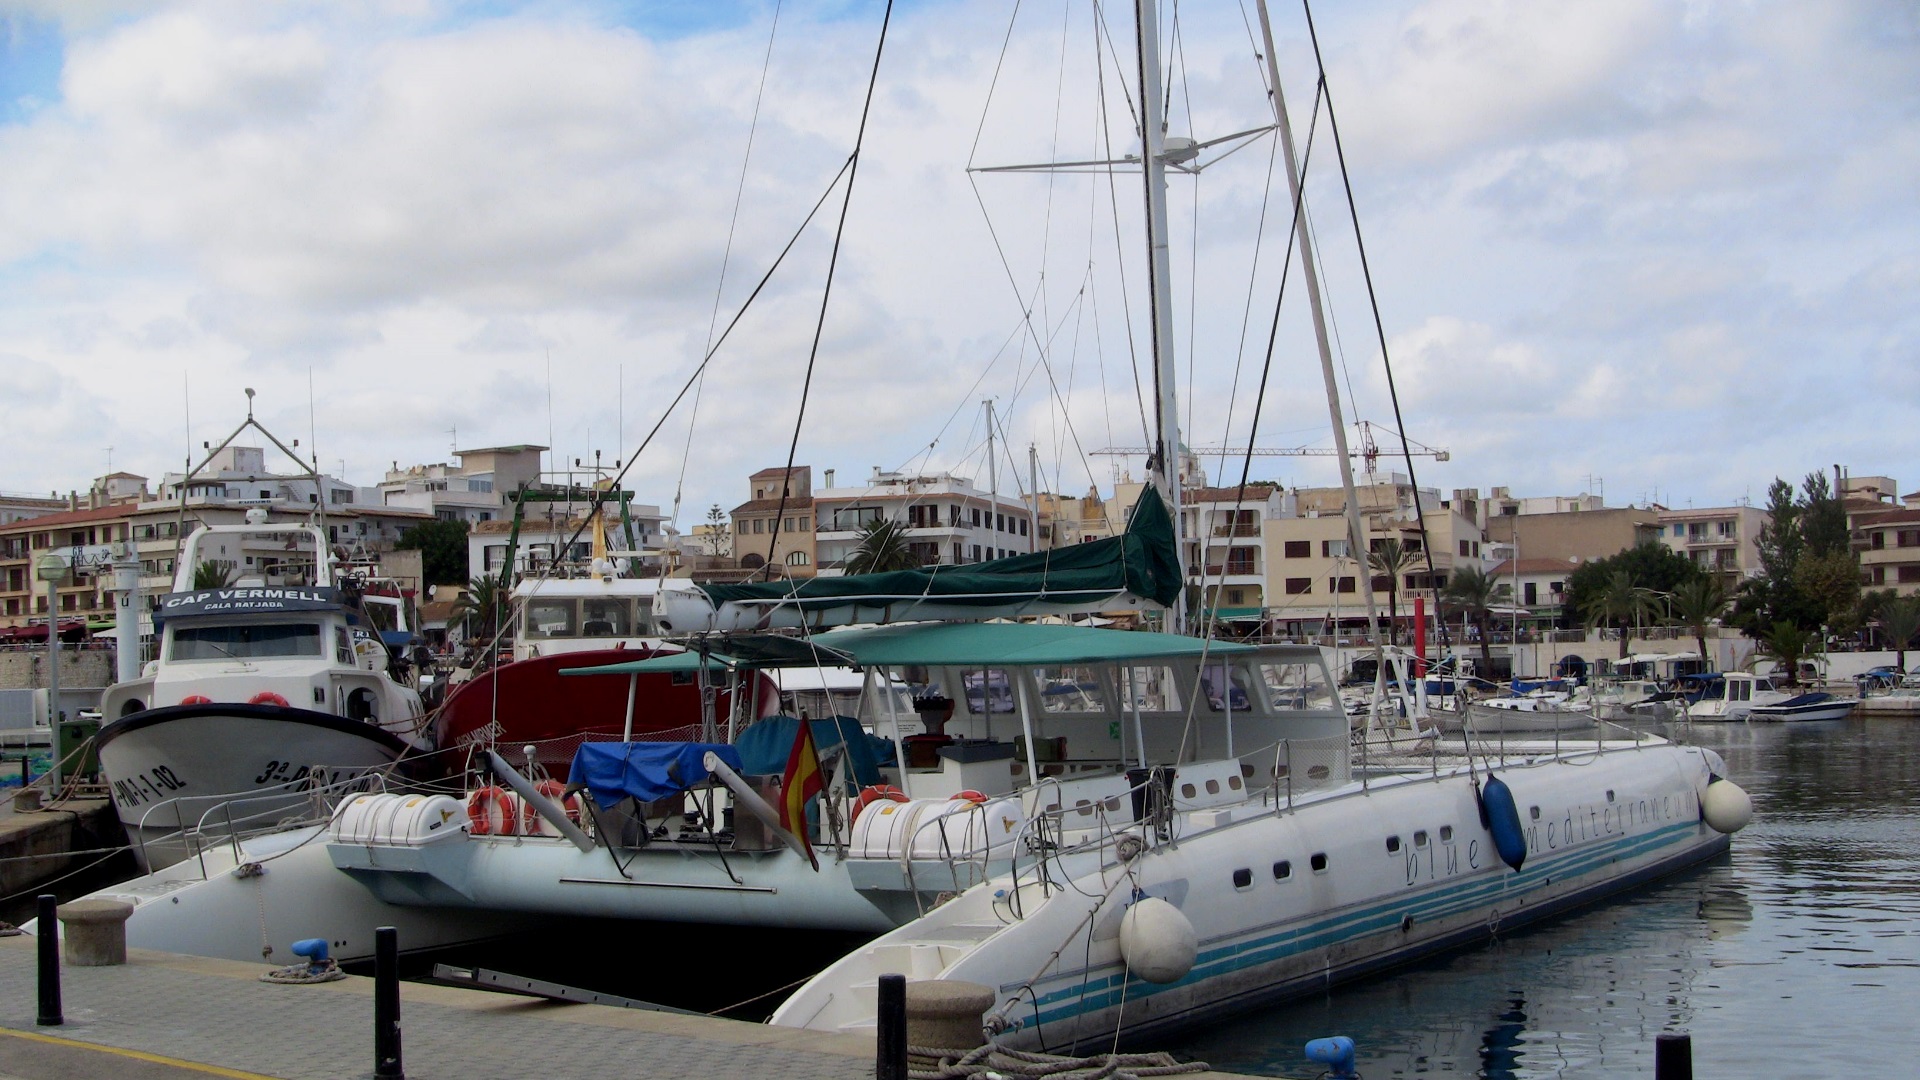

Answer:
[812,467,1036,574]
[378,444,546,524]
[731,466,818,576]
[1657,505,1769,577]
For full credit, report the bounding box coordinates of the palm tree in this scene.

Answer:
[846,518,920,575]
[1876,595,1920,672]
[1670,576,1732,672]
[1440,565,1508,676]
[1581,569,1658,660]
[1368,538,1421,645]
[451,576,504,642]
[1758,620,1816,687]
[191,559,237,589]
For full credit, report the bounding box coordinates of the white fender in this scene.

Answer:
[1702,778,1752,834]
[1118,896,1197,983]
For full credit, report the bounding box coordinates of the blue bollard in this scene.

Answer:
[1305,1035,1357,1079]
[291,938,330,974]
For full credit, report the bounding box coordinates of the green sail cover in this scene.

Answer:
[697,488,1181,617]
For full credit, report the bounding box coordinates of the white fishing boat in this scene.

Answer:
[96,512,429,869]
[1451,695,1599,735]
[1682,672,1793,722]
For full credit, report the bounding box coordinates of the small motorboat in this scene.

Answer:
[1747,692,1857,722]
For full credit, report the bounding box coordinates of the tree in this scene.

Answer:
[192,559,237,589]
[1876,596,1920,672]
[1562,542,1702,629]
[1582,569,1658,660]
[1757,620,1816,687]
[1368,538,1421,645]
[1733,471,1861,638]
[1440,565,1508,676]
[1798,470,1850,558]
[846,519,919,575]
[1670,576,1733,671]
[1793,549,1863,633]
[450,576,504,642]
[701,505,729,558]
[396,518,472,587]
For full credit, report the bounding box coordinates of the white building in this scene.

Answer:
[812,468,1038,573]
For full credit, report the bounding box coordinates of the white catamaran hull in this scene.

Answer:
[98,704,412,870]
[24,824,528,965]
[772,742,1733,1050]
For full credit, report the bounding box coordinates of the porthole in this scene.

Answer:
[1606,789,1616,803]
[1529,805,1541,821]
[1205,779,1221,795]
[1273,860,1292,880]
[1232,868,1253,889]
[1227,775,1243,791]
[1181,783,1198,798]
[1240,763,1256,779]
[1310,852,1328,873]
[1075,799,1093,817]
[1103,797,1123,813]
[1439,825,1453,842]
[1413,830,1428,847]
[1385,835,1401,854]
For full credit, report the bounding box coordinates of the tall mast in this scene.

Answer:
[1253,1,1383,654]
[1134,0,1186,633]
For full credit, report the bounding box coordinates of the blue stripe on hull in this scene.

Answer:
[1020,818,1723,1044]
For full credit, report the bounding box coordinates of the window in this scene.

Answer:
[171,623,323,661]
[1272,860,1292,880]
[1385,835,1401,854]
[1901,530,1920,548]
[1899,566,1920,584]
[1227,548,1257,575]
[1285,577,1311,595]
[1329,576,1355,594]
[972,544,982,562]
[1321,539,1348,558]
[972,508,982,527]
[1369,575,1392,592]
[1459,540,1471,557]
[1439,825,1453,842]
[1523,582,1537,605]
[785,551,810,566]
[1309,852,1328,873]
[1873,531,1887,549]
[1414,830,1429,847]
[1231,868,1253,889]
[1284,540,1311,559]
[1019,519,1029,537]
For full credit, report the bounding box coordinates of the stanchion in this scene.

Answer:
[374,926,403,1080]
[875,973,906,1080]
[1655,1032,1692,1080]
[35,894,61,1026]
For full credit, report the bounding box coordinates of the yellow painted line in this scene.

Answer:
[0,1025,281,1079]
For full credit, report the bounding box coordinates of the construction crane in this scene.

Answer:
[1093,420,1449,478]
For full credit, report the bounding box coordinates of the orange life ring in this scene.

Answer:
[180,695,213,706]
[249,691,291,708]
[851,784,909,822]
[950,790,988,806]
[526,779,581,827]
[466,786,517,836]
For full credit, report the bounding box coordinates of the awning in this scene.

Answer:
[803,621,1257,667]
[566,742,744,810]
[562,651,745,677]
[1209,607,1263,620]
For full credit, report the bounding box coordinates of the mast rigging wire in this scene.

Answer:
[763,0,897,579]
[1300,0,1451,650]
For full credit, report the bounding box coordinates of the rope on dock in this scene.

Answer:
[908,1043,1210,1080]
[259,958,346,984]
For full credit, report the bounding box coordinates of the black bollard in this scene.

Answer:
[374,926,403,1080]
[876,972,907,1080]
[35,894,60,1026]
[1655,1033,1692,1080]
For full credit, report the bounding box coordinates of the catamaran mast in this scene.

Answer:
[1253,0,1384,659]
[1134,0,1186,634]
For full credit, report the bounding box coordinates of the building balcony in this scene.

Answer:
[1685,535,1737,547]
[1209,524,1260,538]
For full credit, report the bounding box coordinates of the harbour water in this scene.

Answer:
[1168,717,1920,1078]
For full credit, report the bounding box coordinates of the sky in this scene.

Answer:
[0,0,1914,532]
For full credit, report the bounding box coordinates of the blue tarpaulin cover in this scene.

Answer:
[734,716,896,790]
[567,742,744,810]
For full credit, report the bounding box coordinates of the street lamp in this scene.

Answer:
[35,554,69,789]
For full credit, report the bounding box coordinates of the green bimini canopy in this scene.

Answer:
[664,489,1182,632]
[806,621,1254,667]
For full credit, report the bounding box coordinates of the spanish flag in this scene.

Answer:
[780,718,824,870]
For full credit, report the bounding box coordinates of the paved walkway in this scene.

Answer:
[0,937,876,1080]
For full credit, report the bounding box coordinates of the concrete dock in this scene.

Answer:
[0,937,1260,1080]
[0,797,124,902]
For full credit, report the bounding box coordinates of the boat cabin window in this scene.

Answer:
[523,599,577,638]
[1120,665,1183,711]
[579,600,632,637]
[1037,667,1107,713]
[1272,860,1292,880]
[170,622,322,660]
[963,669,1016,714]
[1309,852,1328,873]
[1258,662,1336,711]
[1201,664,1252,712]
[335,627,352,664]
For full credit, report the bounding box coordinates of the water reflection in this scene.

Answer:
[1172,719,1920,1078]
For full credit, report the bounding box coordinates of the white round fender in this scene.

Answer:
[1702,778,1752,834]
[1118,896,1197,984]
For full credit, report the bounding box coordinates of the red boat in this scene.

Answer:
[432,645,779,772]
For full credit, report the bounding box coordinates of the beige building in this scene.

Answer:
[1484,503,1662,564]
[731,466,817,577]
[1657,505,1769,578]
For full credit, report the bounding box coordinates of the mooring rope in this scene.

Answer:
[908,1043,1209,1080]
